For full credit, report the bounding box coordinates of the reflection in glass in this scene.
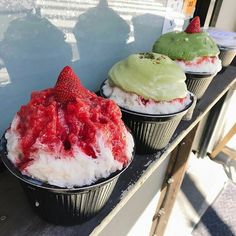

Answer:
[73,0,130,90]
[0,10,72,88]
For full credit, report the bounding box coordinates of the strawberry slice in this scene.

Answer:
[54,66,87,103]
[185,16,201,34]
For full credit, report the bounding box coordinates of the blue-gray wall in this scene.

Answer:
[0,0,186,135]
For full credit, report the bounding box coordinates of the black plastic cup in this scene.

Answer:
[0,135,133,225]
[100,82,195,154]
[185,72,216,100]
[218,46,236,67]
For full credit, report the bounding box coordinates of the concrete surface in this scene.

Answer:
[164,151,233,236]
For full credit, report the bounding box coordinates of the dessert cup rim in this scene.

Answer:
[185,71,216,77]
[0,134,134,191]
[218,45,236,50]
[100,80,194,118]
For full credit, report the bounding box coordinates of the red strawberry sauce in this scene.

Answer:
[16,70,129,170]
[177,56,217,66]
[140,96,186,106]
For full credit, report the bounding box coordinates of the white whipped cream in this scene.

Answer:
[102,81,191,114]
[6,115,134,188]
[175,56,222,74]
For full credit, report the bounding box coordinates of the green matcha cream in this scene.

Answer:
[152,31,219,61]
[108,53,188,101]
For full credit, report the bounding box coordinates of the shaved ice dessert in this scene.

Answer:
[153,17,221,74]
[153,17,222,99]
[1,66,134,225]
[101,53,195,153]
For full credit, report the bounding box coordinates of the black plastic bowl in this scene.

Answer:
[0,135,133,225]
[218,46,236,67]
[185,72,216,100]
[100,81,195,154]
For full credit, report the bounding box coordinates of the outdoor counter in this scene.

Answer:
[0,66,236,236]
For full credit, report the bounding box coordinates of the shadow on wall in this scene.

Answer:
[72,0,130,91]
[0,10,72,135]
[131,13,164,52]
[0,10,72,89]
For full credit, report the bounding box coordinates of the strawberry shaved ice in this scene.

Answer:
[5,66,134,188]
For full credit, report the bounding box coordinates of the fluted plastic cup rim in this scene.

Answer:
[218,45,236,50]
[185,71,216,77]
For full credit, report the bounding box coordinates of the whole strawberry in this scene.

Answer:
[54,66,87,103]
[185,16,201,34]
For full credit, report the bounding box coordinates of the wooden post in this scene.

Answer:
[150,125,199,236]
[210,123,236,159]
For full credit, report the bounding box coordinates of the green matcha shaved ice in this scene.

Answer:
[108,53,188,101]
[152,31,219,61]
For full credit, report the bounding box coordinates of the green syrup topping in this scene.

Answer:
[153,31,219,61]
[108,53,188,101]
